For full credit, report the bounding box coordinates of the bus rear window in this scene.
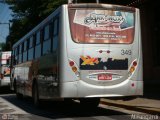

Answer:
[69,9,135,44]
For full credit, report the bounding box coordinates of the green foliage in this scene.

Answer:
[6,0,67,50]
[0,42,6,51]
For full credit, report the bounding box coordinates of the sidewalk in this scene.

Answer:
[100,97,160,115]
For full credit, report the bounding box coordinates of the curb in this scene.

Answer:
[100,99,160,115]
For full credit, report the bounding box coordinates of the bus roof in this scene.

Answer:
[68,3,136,11]
[12,3,136,49]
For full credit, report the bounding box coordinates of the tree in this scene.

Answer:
[0,42,6,51]
[6,0,67,50]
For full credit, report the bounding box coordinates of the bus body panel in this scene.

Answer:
[60,5,143,97]
[60,80,143,98]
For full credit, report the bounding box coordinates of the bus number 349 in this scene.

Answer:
[121,49,132,55]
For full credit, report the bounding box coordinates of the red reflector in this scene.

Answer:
[133,61,137,66]
[99,50,103,53]
[107,50,110,54]
[98,74,112,80]
[69,61,74,66]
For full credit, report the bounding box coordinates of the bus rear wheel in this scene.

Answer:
[80,98,100,108]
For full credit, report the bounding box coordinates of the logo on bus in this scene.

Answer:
[80,56,99,65]
[84,13,124,26]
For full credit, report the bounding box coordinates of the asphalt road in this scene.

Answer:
[0,87,155,120]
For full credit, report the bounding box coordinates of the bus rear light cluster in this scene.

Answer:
[133,61,137,66]
[99,50,103,53]
[129,60,137,76]
[69,59,80,77]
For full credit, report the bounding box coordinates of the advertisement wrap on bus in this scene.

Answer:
[69,9,135,43]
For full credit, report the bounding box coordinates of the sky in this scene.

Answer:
[0,2,12,43]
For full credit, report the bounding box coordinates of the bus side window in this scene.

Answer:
[43,23,51,55]
[18,44,22,63]
[21,42,24,63]
[52,17,59,52]
[15,46,19,64]
[53,19,58,36]
[35,31,41,58]
[33,34,36,59]
[44,24,50,40]
[23,40,28,62]
[28,36,34,60]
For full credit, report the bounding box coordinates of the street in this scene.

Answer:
[0,94,132,120]
[0,88,159,120]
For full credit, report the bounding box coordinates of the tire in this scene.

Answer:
[80,98,100,108]
[32,82,40,107]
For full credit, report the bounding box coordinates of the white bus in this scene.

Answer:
[0,51,11,87]
[10,3,143,107]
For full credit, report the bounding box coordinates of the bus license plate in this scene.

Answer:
[98,74,112,80]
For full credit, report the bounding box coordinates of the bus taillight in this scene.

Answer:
[130,66,135,73]
[69,61,74,67]
[69,59,80,77]
[133,61,137,66]
[72,66,77,72]
[129,60,137,76]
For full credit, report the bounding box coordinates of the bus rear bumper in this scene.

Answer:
[60,79,143,98]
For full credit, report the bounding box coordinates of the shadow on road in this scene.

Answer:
[0,86,14,94]
[1,94,129,119]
